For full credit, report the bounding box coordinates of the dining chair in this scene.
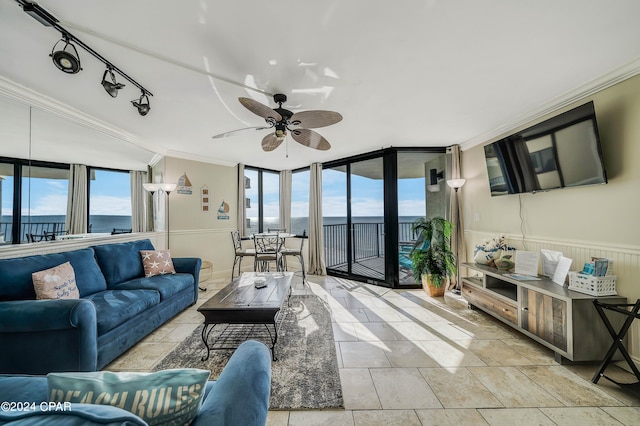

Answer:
[253,233,284,272]
[281,237,306,282]
[231,230,255,279]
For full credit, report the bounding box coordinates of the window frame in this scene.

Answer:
[0,155,132,244]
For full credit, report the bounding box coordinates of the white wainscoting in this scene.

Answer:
[464,230,640,366]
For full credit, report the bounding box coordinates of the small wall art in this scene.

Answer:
[217,200,230,220]
[201,185,209,212]
[178,172,193,195]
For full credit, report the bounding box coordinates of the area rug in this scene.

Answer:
[153,294,344,410]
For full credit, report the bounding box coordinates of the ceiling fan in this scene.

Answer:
[212,94,342,152]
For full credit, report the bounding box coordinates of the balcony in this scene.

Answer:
[323,221,417,283]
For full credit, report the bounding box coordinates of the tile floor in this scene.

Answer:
[106,274,640,425]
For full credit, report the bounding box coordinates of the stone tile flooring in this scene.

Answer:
[106,274,640,425]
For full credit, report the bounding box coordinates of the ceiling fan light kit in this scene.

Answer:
[214,93,342,153]
[17,0,152,115]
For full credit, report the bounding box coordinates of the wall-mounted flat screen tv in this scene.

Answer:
[484,101,607,196]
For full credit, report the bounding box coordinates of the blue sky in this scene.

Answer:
[3,167,427,219]
[1,169,131,217]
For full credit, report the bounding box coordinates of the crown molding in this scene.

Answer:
[0,75,145,144]
[459,56,640,151]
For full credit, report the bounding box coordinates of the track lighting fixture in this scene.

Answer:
[16,0,153,116]
[131,92,151,116]
[50,37,82,74]
[101,67,125,98]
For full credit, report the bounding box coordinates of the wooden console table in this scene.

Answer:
[461,263,627,363]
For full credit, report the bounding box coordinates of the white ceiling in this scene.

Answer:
[1,0,640,171]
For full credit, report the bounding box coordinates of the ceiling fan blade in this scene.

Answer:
[239,97,282,122]
[212,125,272,139]
[289,110,342,129]
[261,133,283,152]
[291,129,331,151]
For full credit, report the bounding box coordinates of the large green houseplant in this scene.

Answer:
[410,216,457,296]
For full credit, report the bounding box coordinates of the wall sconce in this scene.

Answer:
[427,168,443,192]
[446,179,466,192]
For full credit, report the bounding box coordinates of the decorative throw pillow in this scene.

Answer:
[32,261,80,300]
[140,250,176,277]
[47,369,210,425]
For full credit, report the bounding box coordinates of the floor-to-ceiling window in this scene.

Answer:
[21,163,69,243]
[0,162,15,244]
[290,168,310,236]
[244,167,280,234]
[397,151,447,285]
[88,168,132,233]
[322,148,446,288]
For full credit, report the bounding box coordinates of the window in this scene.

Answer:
[0,156,132,243]
[244,167,280,234]
[21,164,69,242]
[290,169,310,236]
[88,169,132,233]
[0,162,14,244]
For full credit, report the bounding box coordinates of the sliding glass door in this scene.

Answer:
[322,148,446,288]
[323,156,389,286]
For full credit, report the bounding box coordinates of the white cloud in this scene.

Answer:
[89,196,132,215]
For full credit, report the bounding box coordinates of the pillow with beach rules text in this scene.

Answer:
[47,369,210,425]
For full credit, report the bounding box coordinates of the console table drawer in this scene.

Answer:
[462,282,517,325]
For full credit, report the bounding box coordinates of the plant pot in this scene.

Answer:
[421,274,445,297]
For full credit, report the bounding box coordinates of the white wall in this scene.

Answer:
[461,73,640,361]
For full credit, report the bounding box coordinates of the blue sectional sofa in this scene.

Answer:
[0,340,272,426]
[0,239,201,374]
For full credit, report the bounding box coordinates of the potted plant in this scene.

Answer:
[410,216,457,297]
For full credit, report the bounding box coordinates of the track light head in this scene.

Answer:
[101,67,125,98]
[131,92,151,116]
[50,37,81,74]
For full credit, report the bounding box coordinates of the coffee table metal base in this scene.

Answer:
[200,310,286,361]
[197,272,294,362]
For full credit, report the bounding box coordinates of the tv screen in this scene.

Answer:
[484,101,607,196]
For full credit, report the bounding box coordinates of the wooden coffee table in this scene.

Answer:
[197,272,293,361]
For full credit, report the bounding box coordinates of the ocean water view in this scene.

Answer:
[0,215,132,242]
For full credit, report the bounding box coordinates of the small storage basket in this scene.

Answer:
[568,272,617,296]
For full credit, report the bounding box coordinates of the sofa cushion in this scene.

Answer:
[140,250,176,277]
[92,240,155,288]
[112,274,194,301]
[0,248,107,301]
[83,289,160,335]
[48,369,210,426]
[32,262,80,300]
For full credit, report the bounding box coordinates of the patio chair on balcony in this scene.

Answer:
[44,230,69,241]
[231,230,255,279]
[281,237,306,282]
[111,228,132,235]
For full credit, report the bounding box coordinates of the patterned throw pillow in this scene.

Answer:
[47,369,210,425]
[32,261,80,300]
[140,250,176,277]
